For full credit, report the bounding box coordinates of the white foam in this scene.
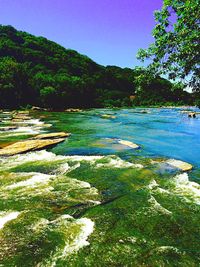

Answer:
[57,162,80,174]
[152,246,181,254]
[148,196,172,215]
[0,151,58,171]
[15,119,44,125]
[1,127,42,137]
[156,187,171,194]
[147,180,159,190]
[64,155,103,163]
[38,215,94,266]
[172,173,200,205]
[0,150,141,173]
[0,211,20,229]
[96,156,143,169]
[58,216,94,258]
[88,200,101,205]
[6,173,54,189]
[12,126,42,134]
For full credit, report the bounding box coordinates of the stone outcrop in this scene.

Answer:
[32,132,71,140]
[0,132,70,156]
[166,159,193,171]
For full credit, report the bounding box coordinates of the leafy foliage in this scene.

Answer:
[137,0,200,91]
[0,25,191,109]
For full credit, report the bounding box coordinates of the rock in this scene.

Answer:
[101,114,116,119]
[65,108,83,112]
[42,124,52,128]
[2,112,11,114]
[140,109,151,114]
[0,138,66,156]
[181,110,192,114]
[166,159,193,171]
[17,111,30,114]
[31,106,47,111]
[0,126,17,131]
[117,139,140,149]
[32,132,71,140]
[188,112,196,118]
[11,119,27,123]
[12,115,31,120]
[181,111,199,117]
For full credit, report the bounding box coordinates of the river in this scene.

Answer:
[0,108,200,266]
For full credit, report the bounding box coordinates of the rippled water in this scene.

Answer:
[0,108,200,266]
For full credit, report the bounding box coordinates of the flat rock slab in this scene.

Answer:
[166,159,193,171]
[32,132,71,140]
[0,138,65,156]
[118,139,140,149]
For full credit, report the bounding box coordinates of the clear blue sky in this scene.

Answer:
[0,0,163,68]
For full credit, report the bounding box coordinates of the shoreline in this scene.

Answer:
[0,105,198,113]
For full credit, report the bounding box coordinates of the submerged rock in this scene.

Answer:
[101,114,116,119]
[117,139,140,149]
[32,132,71,140]
[0,138,66,156]
[166,159,193,171]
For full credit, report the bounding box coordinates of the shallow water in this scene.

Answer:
[0,108,200,266]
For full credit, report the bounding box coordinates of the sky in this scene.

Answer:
[0,0,163,68]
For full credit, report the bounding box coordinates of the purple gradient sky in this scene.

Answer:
[0,0,162,68]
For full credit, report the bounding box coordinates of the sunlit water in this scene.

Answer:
[0,108,200,266]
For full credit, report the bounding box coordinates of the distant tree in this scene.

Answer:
[137,0,200,91]
[40,86,57,108]
[0,57,32,108]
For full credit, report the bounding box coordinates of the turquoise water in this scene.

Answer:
[0,108,200,266]
[50,108,200,167]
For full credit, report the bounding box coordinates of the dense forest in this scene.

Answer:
[0,25,193,109]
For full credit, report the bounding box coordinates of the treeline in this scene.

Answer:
[0,25,193,109]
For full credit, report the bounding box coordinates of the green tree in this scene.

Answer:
[137,0,200,91]
[40,86,57,108]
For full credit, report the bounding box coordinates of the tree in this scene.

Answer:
[137,0,200,91]
[40,86,57,108]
